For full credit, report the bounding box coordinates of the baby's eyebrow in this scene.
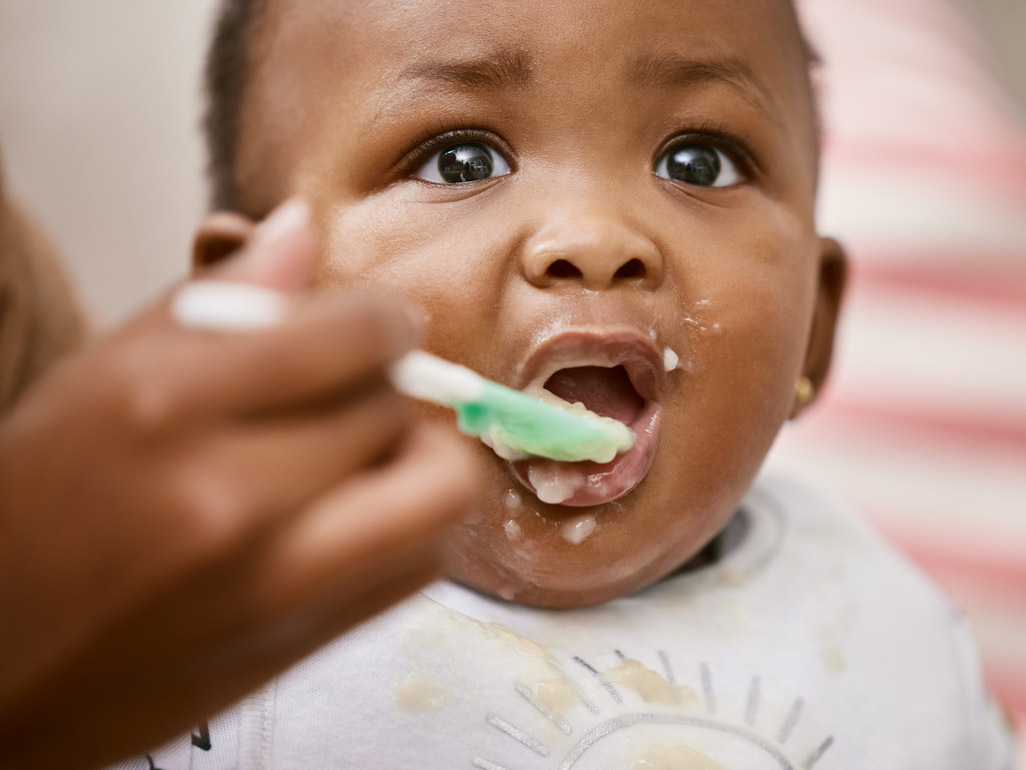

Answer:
[627,53,780,122]
[396,49,533,91]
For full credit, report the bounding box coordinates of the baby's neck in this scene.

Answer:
[670,508,750,577]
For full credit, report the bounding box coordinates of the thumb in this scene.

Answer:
[217,199,318,293]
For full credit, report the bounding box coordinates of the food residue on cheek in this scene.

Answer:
[560,514,597,545]
[632,744,727,770]
[663,346,680,372]
[682,300,723,336]
[395,671,454,713]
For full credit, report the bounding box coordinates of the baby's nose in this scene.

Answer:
[519,210,663,291]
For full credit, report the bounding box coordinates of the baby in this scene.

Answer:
[124,0,1014,766]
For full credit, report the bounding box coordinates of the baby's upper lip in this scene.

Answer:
[514,328,665,402]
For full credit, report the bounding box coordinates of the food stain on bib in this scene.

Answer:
[395,671,454,713]
[633,744,728,770]
[605,659,698,706]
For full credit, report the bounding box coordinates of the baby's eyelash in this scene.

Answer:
[661,121,759,177]
[395,126,514,175]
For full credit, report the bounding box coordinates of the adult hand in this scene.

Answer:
[0,200,477,769]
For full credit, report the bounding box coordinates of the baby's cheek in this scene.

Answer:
[320,214,494,318]
[666,266,808,482]
[718,305,803,430]
[318,198,432,287]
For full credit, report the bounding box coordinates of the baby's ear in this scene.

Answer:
[793,237,847,418]
[192,211,257,276]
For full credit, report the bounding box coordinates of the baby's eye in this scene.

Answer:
[654,144,741,188]
[414,142,512,184]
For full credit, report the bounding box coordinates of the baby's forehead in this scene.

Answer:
[251,0,810,90]
[230,0,816,207]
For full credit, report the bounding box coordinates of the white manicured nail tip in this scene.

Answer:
[172,281,288,331]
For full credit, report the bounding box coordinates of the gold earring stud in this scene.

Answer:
[794,375,815,409]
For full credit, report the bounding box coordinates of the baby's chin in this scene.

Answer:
[433,424,738,608]
[440,512,711,609]
[443,552,683,609]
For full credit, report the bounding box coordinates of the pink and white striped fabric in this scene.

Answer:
[772,0,1026,748]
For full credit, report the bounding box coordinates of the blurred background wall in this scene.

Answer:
[0,0,212,322]
[780,0,1026,751]
[2,0,1024,755]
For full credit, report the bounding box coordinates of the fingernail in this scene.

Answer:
[172,281,289,331]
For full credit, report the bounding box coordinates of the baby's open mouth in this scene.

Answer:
[543,365,644,424]
[508,332,666,507]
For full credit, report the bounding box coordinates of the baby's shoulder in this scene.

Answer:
[729,474,1013,767]
[750,472,952,610]
[741,473,971,664]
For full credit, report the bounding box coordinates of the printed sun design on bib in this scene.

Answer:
[470,648,834,770]
[410,489,833,769]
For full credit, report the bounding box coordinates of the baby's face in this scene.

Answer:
[235,0,840,606]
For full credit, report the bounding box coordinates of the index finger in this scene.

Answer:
[130,287,418,422]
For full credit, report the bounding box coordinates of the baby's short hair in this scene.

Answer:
[202,0,820,214]
[204,0,266,212]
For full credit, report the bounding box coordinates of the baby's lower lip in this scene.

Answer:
[510,402,662,507]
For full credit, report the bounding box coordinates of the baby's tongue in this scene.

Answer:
[542,366,643,425]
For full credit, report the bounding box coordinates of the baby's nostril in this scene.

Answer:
[614,258,646,280]
[547,259,583,279]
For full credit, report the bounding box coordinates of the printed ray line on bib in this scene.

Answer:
[515,681,573,735]
[552,659,600,715]
[700,661,717,714]
[573,656,622,704]
[777,697,805,744]
[472,757,511,770]
[745,676,762,728]
[658,649,676,685]
[486,712,550,757]
[803,735,834,768]
[473,648,836,770]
